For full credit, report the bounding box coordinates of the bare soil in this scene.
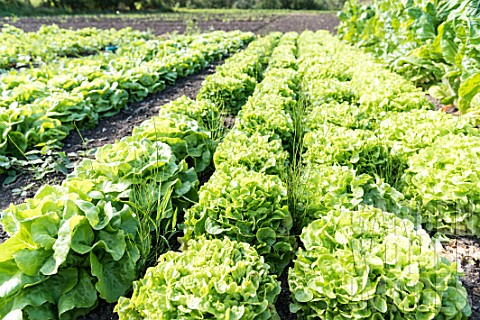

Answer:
[1,15,268,34]
[443,237,480,319]
[258,12,339,34]
[0,12,339,35]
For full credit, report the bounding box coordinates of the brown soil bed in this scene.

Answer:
[258,12,339,34]
[0,12,338,35]
[443,237,480,319]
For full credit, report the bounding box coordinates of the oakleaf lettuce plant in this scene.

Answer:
[197,33,281,114]
[235,101,295,148]
[375,109,480,162]
[303,124,406,187]
[197,73,257,113]
[295,164,414,228]
[158,96,220,132]
[298,30,433,115]
[115,237,281,320]
[403,134,480,236]
[182,165,295,275]
[235,67,298,150]
[289,208,471,319]
[256,68,299,100]
[268,32,298,70]
[125,114,214,174]
[68,139,199,213]
[306,101,375,131]
[213,130,289,176]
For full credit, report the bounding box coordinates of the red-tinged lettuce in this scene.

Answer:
[115,237,281,320]
[183,166,295,275]
[289,208,471,320]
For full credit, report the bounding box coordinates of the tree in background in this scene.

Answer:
[255,0,282,9]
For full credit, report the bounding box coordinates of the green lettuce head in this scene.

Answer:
[289,208,471,320]
[115,237,281,320]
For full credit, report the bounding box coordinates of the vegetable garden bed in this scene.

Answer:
[1,12,480,320]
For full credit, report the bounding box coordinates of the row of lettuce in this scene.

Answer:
[299,30,480,240]
[0,32,279,319]
[116,31,297,319]
[0,25,152,71]
[0,29,477,319]
[338,0,480,114]
[289,31,471,319]
[0,30,254,174]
